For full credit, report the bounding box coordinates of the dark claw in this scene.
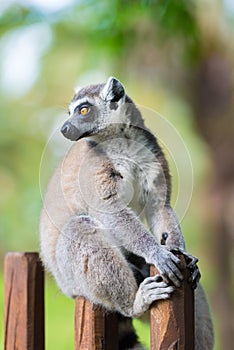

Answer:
[170,248,201,288]
[155,275,163,283]
[186,255,199,269]
[183,253,201,288]
[161,232,168,245]
[188,267,201,289]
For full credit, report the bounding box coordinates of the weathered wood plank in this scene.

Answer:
[150,255,195,350]
[4,252,45,350]
[74,297,118,350]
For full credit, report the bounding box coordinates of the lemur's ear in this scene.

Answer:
[101,77,125,102]
[74,85,81,94]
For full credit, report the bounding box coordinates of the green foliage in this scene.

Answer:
[45,277,74,349]
[0,0,201,63]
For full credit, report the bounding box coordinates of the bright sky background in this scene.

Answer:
[0,0,75,14]
[0,0,234,98]
[0,23,52,98]
[224,0,234,15]
[0,0,78,98]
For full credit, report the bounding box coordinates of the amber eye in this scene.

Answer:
[80,106,89,115]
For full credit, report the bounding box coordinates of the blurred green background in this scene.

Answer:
[1,0,234,349]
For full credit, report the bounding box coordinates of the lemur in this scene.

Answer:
[40,77,214,349]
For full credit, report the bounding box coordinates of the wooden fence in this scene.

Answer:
[4,252,194,350]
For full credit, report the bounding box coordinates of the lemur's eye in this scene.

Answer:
[79,106,89,115]
[73,102,92,115]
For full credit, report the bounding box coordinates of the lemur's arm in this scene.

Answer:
[146,201,185,250]
[144,157,200,287]
[95,204,184,287]
[85,162,184,287]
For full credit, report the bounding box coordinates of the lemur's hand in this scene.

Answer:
[151,246,185,287]
[171,248,201,289]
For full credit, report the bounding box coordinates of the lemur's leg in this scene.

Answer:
[126,253,150,285]
[55,214,174,318]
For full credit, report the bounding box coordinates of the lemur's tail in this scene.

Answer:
[117,314,145,350]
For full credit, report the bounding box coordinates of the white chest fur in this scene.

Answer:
[99,136,161,217]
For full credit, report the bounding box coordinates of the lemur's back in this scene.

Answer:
[40,139,104,271]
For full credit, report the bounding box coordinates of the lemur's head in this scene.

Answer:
[61,77,142,141]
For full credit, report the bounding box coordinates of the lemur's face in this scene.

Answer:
[61,77,127,141]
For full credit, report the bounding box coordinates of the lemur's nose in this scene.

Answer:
[61,121,79,141]
[61,123,69,135]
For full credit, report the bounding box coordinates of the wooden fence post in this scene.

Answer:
[3,251,194,349]
[74,297,118,350]
[150,255,195,350]
[4,252,45,350]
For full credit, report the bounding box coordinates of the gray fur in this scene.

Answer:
[40,77,214,349]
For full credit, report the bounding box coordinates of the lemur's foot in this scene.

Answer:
[170,248,201,289]
[140,275,174,303]
[133,275,174,317]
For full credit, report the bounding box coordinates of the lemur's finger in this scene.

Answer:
[188,269,201,289]
[170,253,186,270]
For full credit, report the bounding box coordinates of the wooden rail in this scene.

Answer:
[74,298,118,350]
[4,252,194,349]
[4,253,44,350]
